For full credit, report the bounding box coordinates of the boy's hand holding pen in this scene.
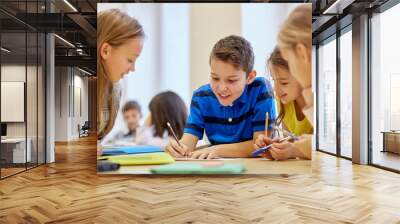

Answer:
[165,122,190,158]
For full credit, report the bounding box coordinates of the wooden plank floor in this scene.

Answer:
[372,151,400,171]
[0,136,400,224]
[1,167,26,177]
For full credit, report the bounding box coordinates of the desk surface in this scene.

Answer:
[98,158,311,175]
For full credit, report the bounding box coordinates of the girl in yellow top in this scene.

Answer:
[272,49,312,136]
[277,98,313,137]
[277,4,313,125]
[255,4,313,160]
[254,47,312,160]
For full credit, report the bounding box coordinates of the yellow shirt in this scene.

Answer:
[278,101,313,136]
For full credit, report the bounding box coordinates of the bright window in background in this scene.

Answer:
[390,75,400,129]
[371,3,400,171]
[318,37,337,154]
[339,29,352,158]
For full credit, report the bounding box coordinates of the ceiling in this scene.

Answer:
[0,0,97,74]
[311,0,392,44]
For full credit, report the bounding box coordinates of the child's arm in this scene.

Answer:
[293,135,312,159]
[302,88,314,126]
[180,133,199,150]
[165,133,198,157]
[191,131,271,159]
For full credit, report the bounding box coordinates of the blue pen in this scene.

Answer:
[252,136,293,157]
[251,144,273,157]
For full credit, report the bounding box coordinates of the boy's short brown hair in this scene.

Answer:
[210,35,255,75]
[122,100,141,114]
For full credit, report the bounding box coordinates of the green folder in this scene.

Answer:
[150,163,245,174]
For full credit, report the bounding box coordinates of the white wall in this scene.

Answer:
[190,3,241,91]
[1,65,26,141]
[54,67,89,141]
[1,64,46,163]
[160,4,190,106]
[72,74,89,137]
[1,65,30,137]
[55,67,68,141]
[241,3,298,76]
[98,3,301,139]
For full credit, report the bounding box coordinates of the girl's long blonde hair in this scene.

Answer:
[277,4,312,52]
[97,9,144,139]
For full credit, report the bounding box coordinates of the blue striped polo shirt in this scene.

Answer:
[184,77,277,145]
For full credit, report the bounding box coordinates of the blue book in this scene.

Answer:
[102,145,164,156]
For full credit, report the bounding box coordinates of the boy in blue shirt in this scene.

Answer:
[166,35,277,159]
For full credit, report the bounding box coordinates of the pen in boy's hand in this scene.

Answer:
[167,122,185,155]
[265,112,269,136]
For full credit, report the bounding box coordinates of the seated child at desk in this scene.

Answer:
[165,35,277,159]
[254,47,312,160]
[103,100,142,146]
[136,91,187,148]
[256,5,313,160]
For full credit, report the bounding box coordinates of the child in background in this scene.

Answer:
[136,91,187,148]
[165,35,277,159]
[254,47,312,160]
[105,100,142,146]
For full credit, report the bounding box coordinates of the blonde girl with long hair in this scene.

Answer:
[254,4,313,160]
[97,9,145,140]
[254,47,312,160]
[277,4,313,124]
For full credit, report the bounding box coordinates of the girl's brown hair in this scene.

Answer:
[97,9,144,139]
[149,91,187,139]
[277,4,312,52]
[267,47,289,126]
